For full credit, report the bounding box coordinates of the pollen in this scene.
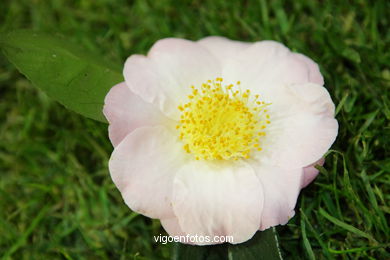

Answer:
[176,77,271,161]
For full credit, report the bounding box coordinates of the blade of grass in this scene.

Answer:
[2,205,50,259]
[318,208,376,242]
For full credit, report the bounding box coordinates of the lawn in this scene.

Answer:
[0,0,389,259]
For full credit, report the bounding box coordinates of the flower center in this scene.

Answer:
[176,77,271,161]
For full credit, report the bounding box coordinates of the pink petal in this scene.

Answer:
[171,161,263,245]
[109,125,186,219]
[301,158,325,188]
[103,82,170,147]
[255,82,338,168]
[251,164,304,230]
[197,36,252,65]
[124,38,221,119]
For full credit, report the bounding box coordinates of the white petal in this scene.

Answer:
[197,36,252,65]
[109,125,187,219]
[293,53,324,85]
[124,38,221,119]
[172,161,263,245]
[256,83,338,168]
[251,164,304,230]
[103,82,170,147]
[160,217,186,237]
[221,41,323,97]
[221,41,303,88]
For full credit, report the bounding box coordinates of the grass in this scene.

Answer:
[0,0,389,259]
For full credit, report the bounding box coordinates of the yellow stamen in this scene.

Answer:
[176,77,271,161]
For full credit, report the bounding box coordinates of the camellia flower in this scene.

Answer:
[103,36,338,245]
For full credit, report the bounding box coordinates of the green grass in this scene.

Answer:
[0,0,389,259]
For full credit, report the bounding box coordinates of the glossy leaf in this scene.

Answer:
[0,30,123,122]
[173,228,283,260]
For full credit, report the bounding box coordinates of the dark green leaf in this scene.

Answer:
[172,228,283,260]
[173,243,227,260]
[0,30,123,122]
[228,228,283,260]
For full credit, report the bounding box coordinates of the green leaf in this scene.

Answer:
[228,228,283,260]
[0,30,123,122]
[172,228,283,260]
[173,243,227,260]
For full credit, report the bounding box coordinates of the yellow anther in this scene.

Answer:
[176,78,271,161]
